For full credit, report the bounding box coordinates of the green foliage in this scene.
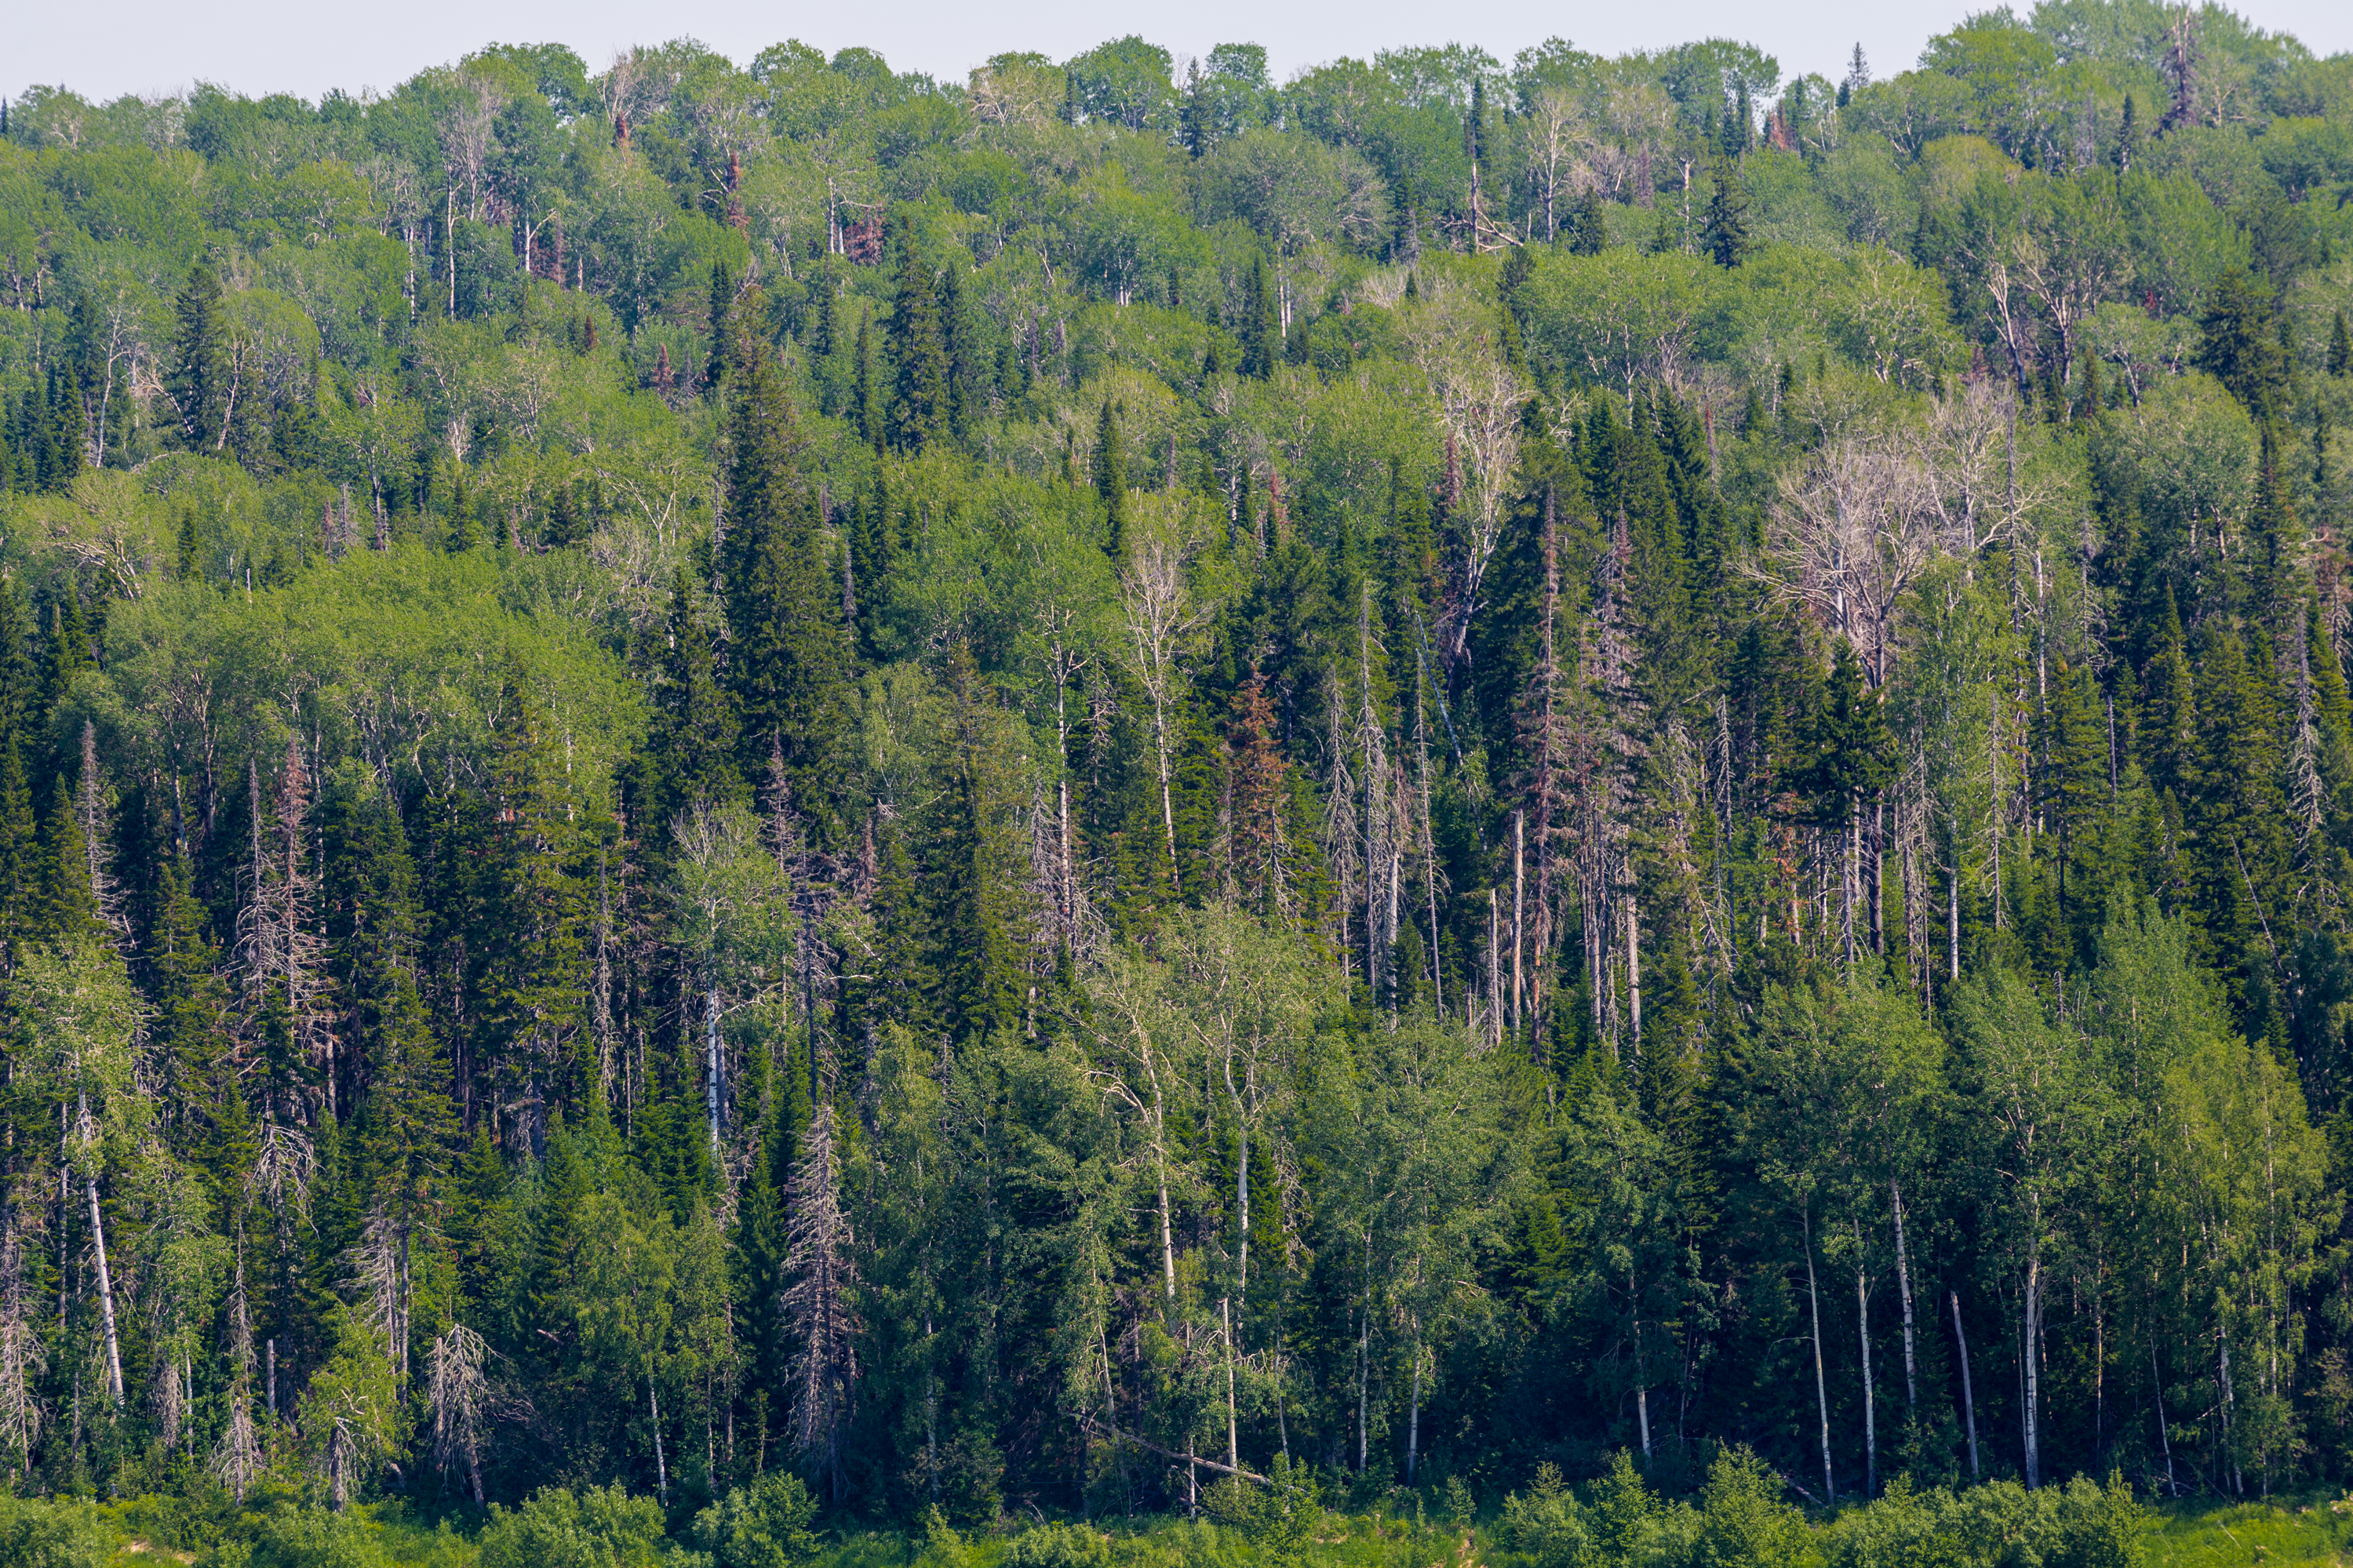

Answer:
[694,1472,821,1568]
[478,1486,672,1568]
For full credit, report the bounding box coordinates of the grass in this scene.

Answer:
[2146,1493,2353,1568]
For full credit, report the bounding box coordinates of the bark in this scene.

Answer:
[2022,1256,2042,1488]
[651,1377,668,1505]
[1952,1289,1980,1477]
[1856,1218,1876,1496]
[1892,1181,1919,1411]
[1406,1334,1422,1483]
[82,1159,122,1406]
[1805,1206,1834,1502]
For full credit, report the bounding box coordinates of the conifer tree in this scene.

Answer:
[1094,398,1129,559]
[169,264,233,451]
[2198,266,2288,420]
[784,1098,858,1499]
[2140,588,2198,808]
[888,221,950,451]
[2330,310,2351,378]
[930,642,1025,1042]
[705,261,734,393]
[647,567,744,827]
[722,314,851,814]
[1243,256,1280,378]
[1701,162,1754,268]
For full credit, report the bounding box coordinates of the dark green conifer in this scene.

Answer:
[1701,162,1754,268]
[887,220,950,452]
[169,264,233,451]
[1093,399,1127,559]
[722,313,851,813]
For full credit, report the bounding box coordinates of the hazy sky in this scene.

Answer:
[13,0,2353,107]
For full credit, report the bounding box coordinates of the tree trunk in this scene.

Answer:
[1512,811,1524,1039]
[1951,1289,1980,1478]
[1225,1297,1240,1471]
[2022,1257,2041,1488]
[1857,1221,1876,1497]
[705,983,723,1151]
[85,1174,122,1406]
[1805,1206,1834,1502]
[651,1376,668,1506]
[1892,1181,1918,1411]
[1627,886,1642,1050]
[1407,1335,1422,1483]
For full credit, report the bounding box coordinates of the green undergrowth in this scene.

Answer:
[2144,1495,2353,1568]
[3,1472,2348,1568]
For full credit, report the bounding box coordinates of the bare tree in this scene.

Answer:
[210,1231,263,1499]
[1118,530,1215,882]
[0,1202,45,1476]
[428,1323,494,1504]
[785,1101,860,1500]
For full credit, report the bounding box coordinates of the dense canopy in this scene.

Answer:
[3,1,2353,1553]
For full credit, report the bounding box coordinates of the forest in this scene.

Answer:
[2,0,2353,1561]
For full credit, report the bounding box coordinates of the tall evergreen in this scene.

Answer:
[1094,398,1128,560]
[1701,162,1754,267]
[722,309,851,816]
[1242,256,1280,378]
[887,221,950,452]
[169,264,233,451]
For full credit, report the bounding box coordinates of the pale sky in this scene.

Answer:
[11,0,2352,107]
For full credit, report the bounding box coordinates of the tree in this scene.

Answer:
[1701,162,1753,267]
[1094,398,1129,559]
[785,1101,858,1498]
[889,221,951,452]
[2197,267,2287,421]
[723,313,851,812]
[169,264,233,451]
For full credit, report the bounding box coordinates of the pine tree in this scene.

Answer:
[2329,310,2351,378]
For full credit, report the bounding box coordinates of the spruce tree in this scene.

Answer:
[2198,266,2288,420]
[2330,310,2351,378]
[887,221,950,452]
[722,314,851,814]
[929,642,1025,1042]
[1568,186,1607,256]
[647,566,744,825]
[1243,256,1279,378]
[1093,398,1128,560]
[1701,162,1754,268]
[169,264,233,451]
[705,261,734,393]
[2140,587,2198,809]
